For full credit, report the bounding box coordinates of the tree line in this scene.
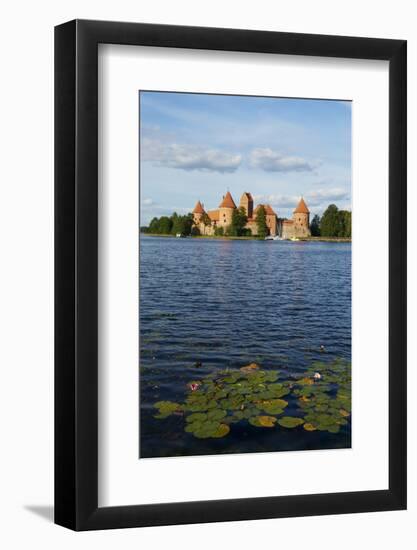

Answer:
[141,212,194,236]
[310,204,351,238]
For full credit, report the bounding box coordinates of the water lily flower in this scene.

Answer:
[188,382,200,392]
[313,372,322,380]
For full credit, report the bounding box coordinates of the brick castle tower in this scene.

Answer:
[192,200,205,225]
[218,191,236,228]
[239,192,254,218]
[293,197,310,237]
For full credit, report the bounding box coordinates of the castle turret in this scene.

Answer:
[239,192,254,219]
[192,200,205,225]
[218,191,236,228]
[293,197,310,237]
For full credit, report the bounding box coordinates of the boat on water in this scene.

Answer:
[290,237,300,242]
[264,235,275,241]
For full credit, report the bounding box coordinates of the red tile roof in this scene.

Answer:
[294,197,309,214]
[208,210,219,221]
[192,200,205,214]
[219,191,236,209]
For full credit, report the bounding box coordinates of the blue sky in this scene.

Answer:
[140,91,351,224]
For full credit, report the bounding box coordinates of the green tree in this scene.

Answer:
[339,210,352,238]
[183,213,194,236]
[310,214,321,236]
[170,212,179,235]
[228,207,248,236]
[158,216,173,235]
[214,226,224,236]
[148,217,160,234]
[168,213,192,236]
[256,205,268,239]
[320,204,341,237]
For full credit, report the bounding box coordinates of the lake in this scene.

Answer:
[139,236,351,458]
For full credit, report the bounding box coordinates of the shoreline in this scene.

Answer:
[140,233,351,243]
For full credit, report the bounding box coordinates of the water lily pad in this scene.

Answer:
[298,377,314,386]
[207,409,227,421]
[339,409,350,417]
[327,424,340,434]
[211,423,230,438]
[186,412,207,423]
[278,416,304,428]
[249,415,277,428]
[259,399,287,415]
[154,401,181,416]
[303,423,317,431]
[263,371,280,382]
[185,421,203,433]
[262,407,285,415]
[240,363,260,373]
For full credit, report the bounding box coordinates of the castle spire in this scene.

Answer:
[192,200,205,214]
[219,191,236,209]
[294,197,310,214]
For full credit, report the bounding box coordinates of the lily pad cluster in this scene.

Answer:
[153,359,351,439]
[294,359,351,433]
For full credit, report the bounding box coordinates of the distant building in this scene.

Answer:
[192,192,311,238]
[278,197,311,239]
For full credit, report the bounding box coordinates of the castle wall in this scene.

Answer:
[193,212,202,225]
[245,220,258,235]
[266,214,277,236]
[197,222,215,235]
[281,222,295,239]
[218,207,233,228]
[293,212,311,237]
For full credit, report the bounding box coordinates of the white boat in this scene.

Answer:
[264,235,274,241]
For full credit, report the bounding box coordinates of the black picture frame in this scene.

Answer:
[55,19,407,531]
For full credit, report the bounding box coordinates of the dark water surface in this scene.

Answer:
[140,236,351,458]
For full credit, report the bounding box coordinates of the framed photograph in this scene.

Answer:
[55,19,406,530]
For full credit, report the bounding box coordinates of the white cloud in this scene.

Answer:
[142,198,154,206]
[306,187,349,204]
[253,188,350,211]
[253,194,299,208]
[141,138,242,173]
[249,148,314,172]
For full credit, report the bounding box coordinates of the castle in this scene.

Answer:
[192,191,311,238]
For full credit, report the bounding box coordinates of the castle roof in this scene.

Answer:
[254,204,277,216]
[192,200,205,214]
[208,210,219,221]
[294,197,309,214]
[283,219,294,225]
[219,191,236,209]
